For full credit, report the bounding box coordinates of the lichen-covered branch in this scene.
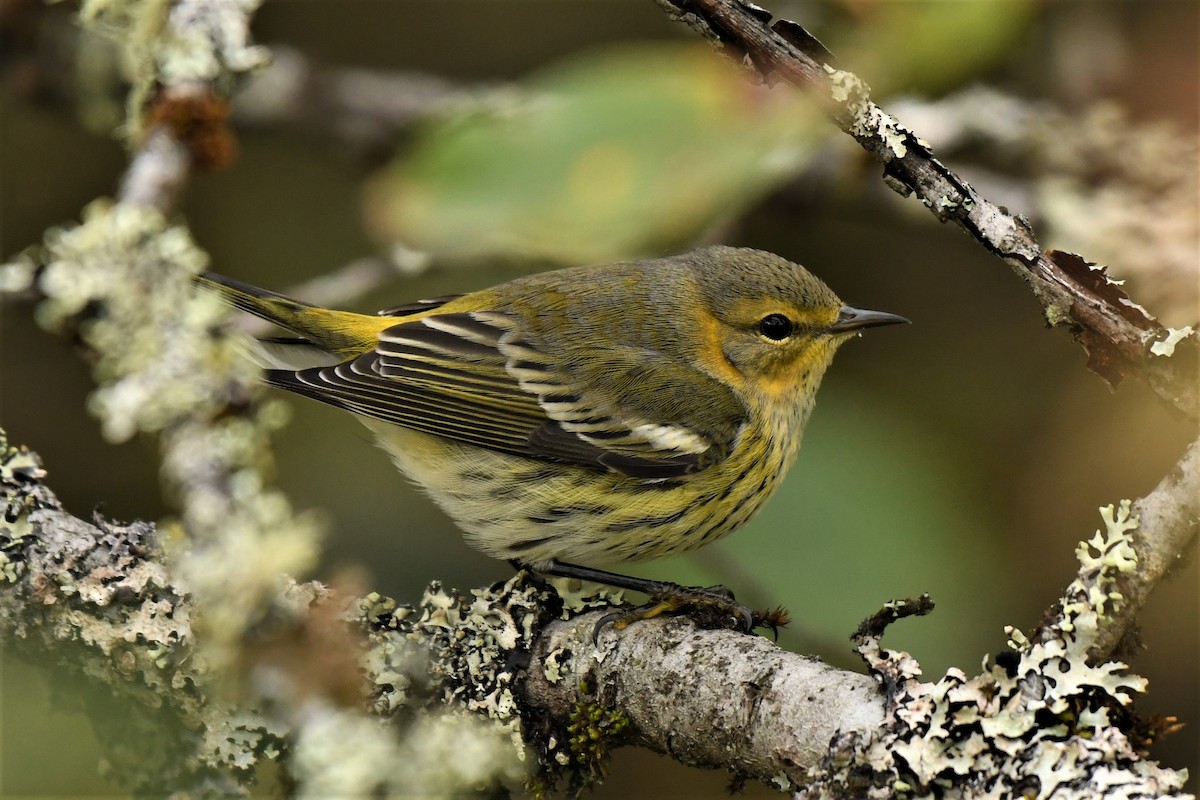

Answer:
[2,432,1192,797]
[655,0,1199,418]
[1038,437,1200,662]
[0,432,522,797]
[0,431,287,796]
[800,587,1192,799]
[520,610,884,789]
[0,432,880,792]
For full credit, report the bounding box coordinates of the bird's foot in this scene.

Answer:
[591,584,788,642]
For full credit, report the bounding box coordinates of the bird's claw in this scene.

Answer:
[751,605,792,642]
[591,584,783,643]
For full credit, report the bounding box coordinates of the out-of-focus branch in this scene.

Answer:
[0,7,507,162]
[655,0,1199,419]
[233,46,512,159]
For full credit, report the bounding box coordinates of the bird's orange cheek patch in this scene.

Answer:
[697,314,747,390]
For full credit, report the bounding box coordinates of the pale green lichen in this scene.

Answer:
[553,577,624,616]
[359,577,552,760]
[0,435,48,583]
[1063,500,1139,625]
[542,646,571,685]
[1150,325,1194,357]
[797,502,1186,799]
[824,65,908,159]
[288,703,520,800]
[16,198,322,680]
[770,772,792,792]
[77,0,269,140]
[0,252,37,293]
[32,201,243,439]
[357,575,633,793]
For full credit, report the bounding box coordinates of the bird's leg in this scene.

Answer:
[526,559,784,641]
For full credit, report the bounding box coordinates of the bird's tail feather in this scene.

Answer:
[196,272,386,359]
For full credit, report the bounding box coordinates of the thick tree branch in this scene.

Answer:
[655,0,1199,418]
[2,431,1193,796]
[523,612,884,786]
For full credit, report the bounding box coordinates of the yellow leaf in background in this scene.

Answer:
[363,43,821,264]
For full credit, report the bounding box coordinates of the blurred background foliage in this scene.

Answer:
[364,44,821,263]
[1,0,1196,796]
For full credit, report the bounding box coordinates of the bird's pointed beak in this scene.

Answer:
[827,306,910,334]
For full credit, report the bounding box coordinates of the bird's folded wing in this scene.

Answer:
[268,312,747,479]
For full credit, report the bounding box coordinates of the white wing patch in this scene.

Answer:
[618,422,709,455]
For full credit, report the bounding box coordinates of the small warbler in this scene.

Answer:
[200,246,905,631]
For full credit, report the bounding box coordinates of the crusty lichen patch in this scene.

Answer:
[0,435,48,583]
[78,0,269,141]
[357,573,633,793]
[0,429,291,793]
[798,502,1190,799]
[1150,326,1194,358]
[12,199,323,679]
[824,65,909,159]
[358,576,554,759]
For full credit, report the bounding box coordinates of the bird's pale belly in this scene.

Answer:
[365,419,793,567]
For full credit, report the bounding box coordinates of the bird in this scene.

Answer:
[197,245,906,633]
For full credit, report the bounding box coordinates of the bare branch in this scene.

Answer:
[522,612,884,786]
[233,45,502,158]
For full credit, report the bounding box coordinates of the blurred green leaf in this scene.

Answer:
[365,43,820,263]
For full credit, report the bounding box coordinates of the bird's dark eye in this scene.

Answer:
[757,313,794,341]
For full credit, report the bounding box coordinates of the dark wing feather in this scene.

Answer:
[266,311,746,478]
[376,295,464,317]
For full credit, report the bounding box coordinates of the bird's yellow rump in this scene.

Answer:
[198,246,906,629]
